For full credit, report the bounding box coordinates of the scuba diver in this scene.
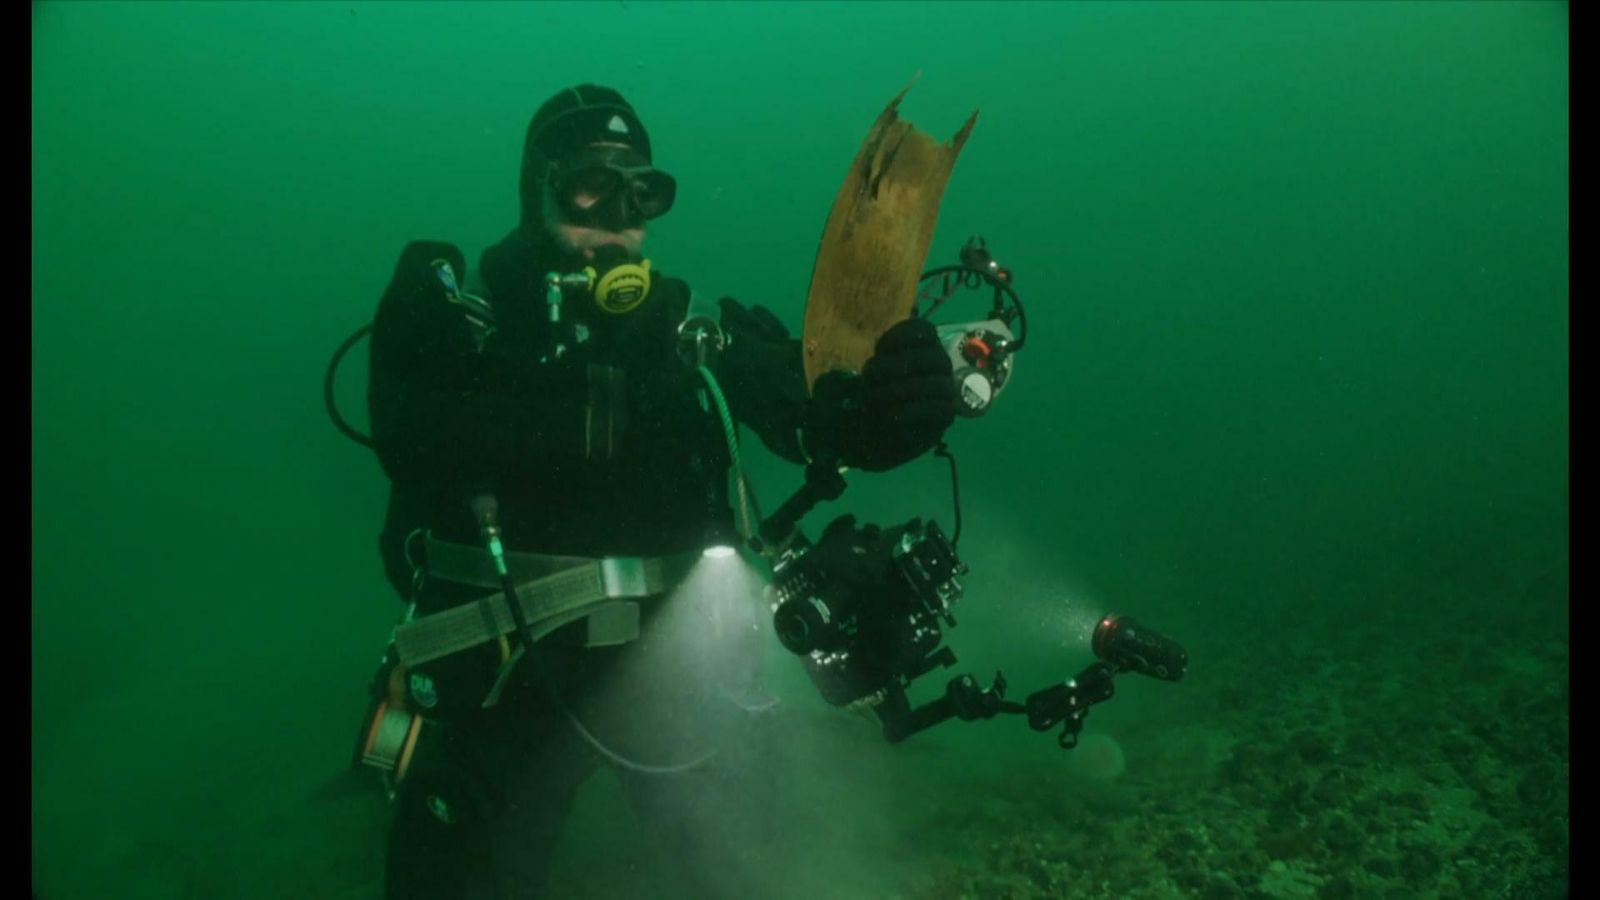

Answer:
[351,84,959,900]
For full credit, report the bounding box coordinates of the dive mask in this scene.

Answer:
[549,146,677,233]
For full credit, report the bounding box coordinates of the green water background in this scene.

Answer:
[33,2,1566,897]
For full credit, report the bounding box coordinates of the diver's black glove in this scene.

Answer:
[804,317,957,472]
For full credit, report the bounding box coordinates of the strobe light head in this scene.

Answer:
[1091,614,1188,681]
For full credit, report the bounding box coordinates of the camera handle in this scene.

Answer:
[753,459,848,553]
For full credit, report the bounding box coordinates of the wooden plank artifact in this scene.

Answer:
[801,77,979,392]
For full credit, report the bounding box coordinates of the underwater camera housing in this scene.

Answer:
[768,514,966,708]
[766,514,1189,749]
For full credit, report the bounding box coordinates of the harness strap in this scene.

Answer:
[393,542,692,667]
[421,535,596,589]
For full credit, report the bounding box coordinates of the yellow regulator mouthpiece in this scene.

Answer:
[590,259,653,314]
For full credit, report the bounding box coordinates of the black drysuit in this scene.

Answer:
[366,225,813,900]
